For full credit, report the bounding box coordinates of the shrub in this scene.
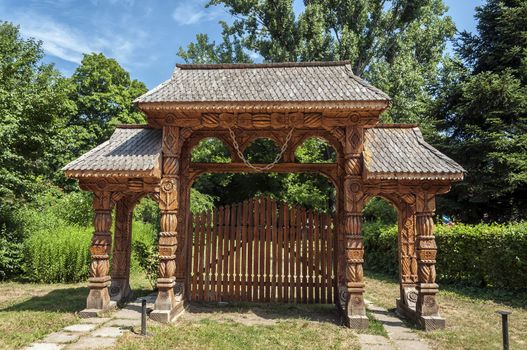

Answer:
[363,221,527,289]
[22,225,92,283]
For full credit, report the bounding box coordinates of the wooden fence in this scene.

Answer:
[189,197,335,303]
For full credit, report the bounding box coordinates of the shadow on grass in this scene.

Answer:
[2,286,155,314]
[186,301,341,325]
[366,270,527,310]
[1,286,88,313]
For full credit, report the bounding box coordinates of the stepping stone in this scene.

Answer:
[24,343,64,350]
[105,318,141,328]
[65,336,117,349]
[91,326,125,338]
[357,334,392,346]
[113,307,142,319]
[79,317,111,325]
[43,332,80,344]
[63,324,97,333]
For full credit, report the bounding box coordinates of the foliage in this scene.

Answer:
[0,235,23,280]
[363,197,397,225]
[363,221,527,289]
[191,137,231,163]
[431,0,527,222]
[0,22,76,231]
[294,138,336,163]
[66,53,148,160]
[22,225,92,283]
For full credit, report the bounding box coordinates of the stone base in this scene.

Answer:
[396,298,445,331]
[345,315,369,329]
[418,315,445,331]
[79,301,116,318]
[149,301,185,323]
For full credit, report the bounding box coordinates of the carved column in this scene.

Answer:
[415,191,445,330]
[110,195,135,303]
[82,191,114,317]
[341,125,368,328]
[151,125,184,323]
[396,198,419,317]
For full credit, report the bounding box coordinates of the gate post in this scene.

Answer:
[151,125,185,323]
[415,191,445,330]
[81,191,114,317]
[341,125,368,329]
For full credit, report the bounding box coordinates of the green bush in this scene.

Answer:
[23,225,92,283]
[363,222,527,289]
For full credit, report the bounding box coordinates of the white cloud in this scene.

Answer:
[10,10,144,68]
[172,1,223,25]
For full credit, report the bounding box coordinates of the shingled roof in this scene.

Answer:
[63,125,464,181]
[62,127,162,178]
[134,61,390,105]
[363,126,465,180]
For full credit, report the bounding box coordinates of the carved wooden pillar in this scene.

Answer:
[110,195,135,303]
[81,191,114,317]
[396,198,419,317]
[151,125,185,323]
[342,125,368,329]
[415,191,445,330]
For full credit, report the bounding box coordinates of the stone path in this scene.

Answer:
[23,294,157,350]
[358,300,431,350]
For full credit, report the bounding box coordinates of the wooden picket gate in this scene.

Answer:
[189,197,335,303]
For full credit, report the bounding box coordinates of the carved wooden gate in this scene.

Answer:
[189,197,335,303]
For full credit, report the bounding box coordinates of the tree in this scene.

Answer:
[432,0,527,222]
[0,22,75,231]
[66,53,148,159]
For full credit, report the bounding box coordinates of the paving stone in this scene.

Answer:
[357,334,392,346]
[91,326,125,338]
[113,307,142,319]
[24,343,64,350]
[43,332,80,344]
[361,345,395,350]
[384,325,420,341]
[65,336,117,350]
[79,317,111,325]
[63,324,97,333]
[105,318,141,328]
[392,340,430,350]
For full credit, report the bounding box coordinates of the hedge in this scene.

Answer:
[363,221,527,289]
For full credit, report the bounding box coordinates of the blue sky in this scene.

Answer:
[1,0,485,88]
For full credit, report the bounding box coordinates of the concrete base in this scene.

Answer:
[149,302,185,323]
[345,315,369,329]
[396,298,445,331]
[79,301,116,318]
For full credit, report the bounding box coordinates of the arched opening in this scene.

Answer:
[294,137,337,163]
[243,138,281,163]
[191,137,231,163]
[362,196,399,299]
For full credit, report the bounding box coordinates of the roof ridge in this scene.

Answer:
[175,61,352,70]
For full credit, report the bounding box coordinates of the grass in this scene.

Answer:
[364,270,527,350]
[0,271,153,350]
[116,302,361,350]
[2,269,525,350]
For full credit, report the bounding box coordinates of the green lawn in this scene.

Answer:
[364,271,527,350]
[1,271,525,350]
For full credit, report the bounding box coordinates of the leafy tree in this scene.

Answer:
[432,0,527,222]
[66,53,148,159]
[0,22,75,231]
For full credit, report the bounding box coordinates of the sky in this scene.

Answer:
[1,0,485,89]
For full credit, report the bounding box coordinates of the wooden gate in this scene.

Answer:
[189,197,335,303]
